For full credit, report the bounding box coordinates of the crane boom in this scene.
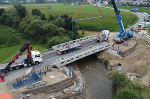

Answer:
[4,42,33,72]
[111,0,133,42]
[111,0,125,36]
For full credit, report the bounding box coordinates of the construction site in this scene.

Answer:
[0,0,150,98]
[99,30,150,86]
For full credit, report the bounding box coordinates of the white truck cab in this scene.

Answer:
[31,50,42,65]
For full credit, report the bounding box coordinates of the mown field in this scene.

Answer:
[2,3,139,32]
[103,5,150,14]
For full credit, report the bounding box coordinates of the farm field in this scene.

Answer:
[103,5,150,14]
[2,3,139,32]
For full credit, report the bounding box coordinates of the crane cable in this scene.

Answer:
[71,0,104,56]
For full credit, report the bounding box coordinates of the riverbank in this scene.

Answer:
[98,31,150,97]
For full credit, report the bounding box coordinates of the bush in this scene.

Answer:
[32,9,41,16]
[47,35,71,48]
[115,87,140,99]
[104,59,109,66]
[101,58,105,62]
[112,71,132,91]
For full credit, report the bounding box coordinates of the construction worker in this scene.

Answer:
[44,70,46,76]
[90,45,92,50]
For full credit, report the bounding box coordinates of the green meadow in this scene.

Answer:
[103,5,150,14]
[3,3,139,31]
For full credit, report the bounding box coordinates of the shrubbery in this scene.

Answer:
[0,25,20,48]
[47,35,71,48]
[112,71,149,99]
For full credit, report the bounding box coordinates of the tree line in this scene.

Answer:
[0,0,85,4]
[0,3,80,48]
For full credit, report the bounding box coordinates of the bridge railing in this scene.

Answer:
[52,34,99,51]
[53,41,114,68]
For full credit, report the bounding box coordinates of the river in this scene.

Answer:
[75,54,114,99]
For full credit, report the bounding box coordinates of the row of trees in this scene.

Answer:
[0,0,86,4]
[0,3,80,48]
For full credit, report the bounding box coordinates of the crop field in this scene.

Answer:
[103,5,150,14]
[3,3,139,32]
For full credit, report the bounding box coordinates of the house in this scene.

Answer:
[103,0,108,4]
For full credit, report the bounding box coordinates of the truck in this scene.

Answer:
[0,42,42,73]
[95,30,110,42]
[133,8,138,12]
[138,22,147,31]
[130,8,138,12]
[56,43,82,55]
[144,15,150,22]
[111,0,134,43]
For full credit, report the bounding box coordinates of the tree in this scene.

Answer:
[35,0,45,3]
[48,14,55,22]
[57,27,66,36]
[13,3,27,20]
[108,1,112,5]
[50,17,65,28]
[22,0,26,4]
[41,14,47,20]
[48,23,58,36]
[61,14,74,31]
[0,8,5,16]
[32,9,41,16]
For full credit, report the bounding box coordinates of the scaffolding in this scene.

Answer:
[12,71,42,89]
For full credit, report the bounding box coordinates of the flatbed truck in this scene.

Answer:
[0,42,42,74]
[56,43,82,55]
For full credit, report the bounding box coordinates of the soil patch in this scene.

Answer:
[99,32,150,86]
[0,7,7,8]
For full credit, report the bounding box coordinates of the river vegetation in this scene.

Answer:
[112,71,149,99]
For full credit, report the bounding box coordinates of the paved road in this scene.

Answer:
[0,7,147,83]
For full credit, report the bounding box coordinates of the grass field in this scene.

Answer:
[0,25,44,64]
[0,44,43,64]
[103,5,150,14]
[2,3,139,32]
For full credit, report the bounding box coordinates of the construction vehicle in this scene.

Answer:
[130,8,138,12]
[95,30,110,42]
[111,0,133,43]
[0,42,42,73]
[55,43,82,55]
[144,15,150,22]
[138,22,147,30]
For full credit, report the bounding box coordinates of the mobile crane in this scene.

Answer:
[0,42,42,73]
[111,0,134,43]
